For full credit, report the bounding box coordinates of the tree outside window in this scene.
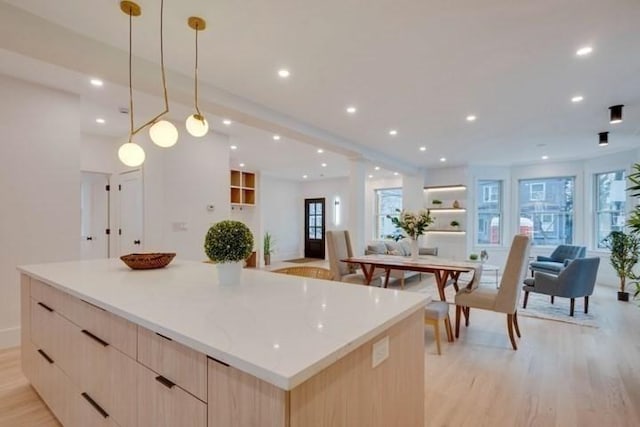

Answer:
[595,170,626,248]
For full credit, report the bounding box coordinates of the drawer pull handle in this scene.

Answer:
[81,330,109,347]
[37,349,54,364]
[155,375,176,389]
[155,332,173,341]
[37,302,54,312]
[81,392,109,419]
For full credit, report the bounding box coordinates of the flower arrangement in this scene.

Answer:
[387,209,434,240]
[204,220,254,263]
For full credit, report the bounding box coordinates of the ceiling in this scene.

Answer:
[2,0,640,170]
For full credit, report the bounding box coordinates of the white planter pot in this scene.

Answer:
[216,261,243,285]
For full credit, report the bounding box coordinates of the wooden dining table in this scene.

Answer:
[341,254,477,301]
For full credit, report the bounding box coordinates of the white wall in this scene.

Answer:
[81,133,118,174]
[260,176,302,262]
[0,75,80,348]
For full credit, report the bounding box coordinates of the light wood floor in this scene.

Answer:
[1,281,639,427]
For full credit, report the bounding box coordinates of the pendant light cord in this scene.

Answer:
[128,9,134,142]
[194,22,202,118]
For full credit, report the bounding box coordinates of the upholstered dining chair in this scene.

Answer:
[326,230,379,285]
[454,234,531,350]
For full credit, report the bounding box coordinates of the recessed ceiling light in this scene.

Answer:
[277,69,290,78]
[90,78,103,87]
[302,174,308,179]
[389,129,398,136]
[571,95,584,103]
[317,148,324,154]
[239,162,245,167]
[419,146,426,152]
[374,166,380,171]
[223,119,232,125]
[368,174,374,178]
[321,163,327,168]
[466,115,477,122]
[346,106,357,114]
[273,134,281,140]
[439,157,447,162]
[541,155,549,160]
[576,46,593,56]
[95,118,105,124]
[230,145,237,150]
[393,172,399,176]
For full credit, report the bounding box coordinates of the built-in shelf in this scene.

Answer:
[426,230,466,234]
[424,184,467,191]
[230,169,256,206]
[428,208,466,212]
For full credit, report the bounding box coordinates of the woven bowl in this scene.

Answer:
[120,253,176,270]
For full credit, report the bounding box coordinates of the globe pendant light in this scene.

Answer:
[186,17,208,138]
[149,119,178,147]
[118,1,146,167]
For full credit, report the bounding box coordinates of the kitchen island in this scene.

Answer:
[19,259,428,427]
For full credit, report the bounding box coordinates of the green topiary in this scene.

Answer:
[204,220,254,263]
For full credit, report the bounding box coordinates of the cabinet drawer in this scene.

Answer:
[65,292,138,359]
[72,325,138,427]
[30,278,70,315]
[138,327,207,402]
[138,364,207,427]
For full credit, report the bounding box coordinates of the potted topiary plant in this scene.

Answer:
[602,231,640,301]
[204,220,254,285]
[263,232,275,266]
[450,220,460,230]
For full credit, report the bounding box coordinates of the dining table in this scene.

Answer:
[341,254,477,301]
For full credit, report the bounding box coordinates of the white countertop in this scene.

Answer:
[18,259,428,390]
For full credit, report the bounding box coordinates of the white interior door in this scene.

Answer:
[119,170,143,255]
[80,172,110,260]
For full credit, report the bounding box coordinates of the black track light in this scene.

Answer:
[599,132,609,146]
[609,105,624,124]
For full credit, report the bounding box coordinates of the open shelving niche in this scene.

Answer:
[423,184,469,260]
[230,169,258,267]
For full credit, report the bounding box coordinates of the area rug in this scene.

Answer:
[518,293,598,328]
[282,257,322,264]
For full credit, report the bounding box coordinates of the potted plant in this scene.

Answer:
[263,232,275,266]
[388,209,434,260]
[469,253,479,261]
[628,163,640,235]
[204,220,254,285]
[450,220,460,230]
[432,199,443,206]
[602,231,640,301]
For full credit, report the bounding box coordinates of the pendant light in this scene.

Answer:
[185,17,209,138]
[609,105,624,124]
[148,0,178,148]
[599,132,609,147]
[118,1,146,167]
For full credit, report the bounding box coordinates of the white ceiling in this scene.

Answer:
[3,0,640,169]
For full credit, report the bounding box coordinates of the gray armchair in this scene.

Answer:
[522,257,600,316]
[529,245,586,276]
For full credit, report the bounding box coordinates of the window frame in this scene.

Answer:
[374,187,403,240]
[476,179,503,246]
[594,169,627,249]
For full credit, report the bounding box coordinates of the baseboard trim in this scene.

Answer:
[0,326,20,350]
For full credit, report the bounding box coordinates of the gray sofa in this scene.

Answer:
[365,240,438,287]
[529,245,586,276]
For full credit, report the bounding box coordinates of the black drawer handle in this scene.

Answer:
[155,332,173,341]
[37,349,54,364]
[81,392,109,419]
[81,330,109,347]
[37,302,54,312]
[155,375,176,389]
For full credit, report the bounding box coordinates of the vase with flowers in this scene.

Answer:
[387,209,435,260]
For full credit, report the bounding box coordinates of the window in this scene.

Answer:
[529,182,546,201]
[519,177,574,246]
[476,180,502,245]
[374,188,403,239]
[595,170,626,248]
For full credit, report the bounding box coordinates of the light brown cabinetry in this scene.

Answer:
[230,169,256,206]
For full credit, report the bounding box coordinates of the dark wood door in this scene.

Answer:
[304,198,326,259]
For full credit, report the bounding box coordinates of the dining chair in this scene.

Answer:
[454,234,531,350]
[424,301,453,355]
[326,230,379,285]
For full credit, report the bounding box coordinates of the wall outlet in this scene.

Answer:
[372,336,389,368]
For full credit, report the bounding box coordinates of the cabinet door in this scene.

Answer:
[137,364,206,427]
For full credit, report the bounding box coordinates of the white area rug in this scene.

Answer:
[518,292,598,328]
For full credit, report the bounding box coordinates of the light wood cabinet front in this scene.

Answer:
[138,326,208,402]
[137,364,207,427]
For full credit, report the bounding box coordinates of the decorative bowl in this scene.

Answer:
[120,253,176,270]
